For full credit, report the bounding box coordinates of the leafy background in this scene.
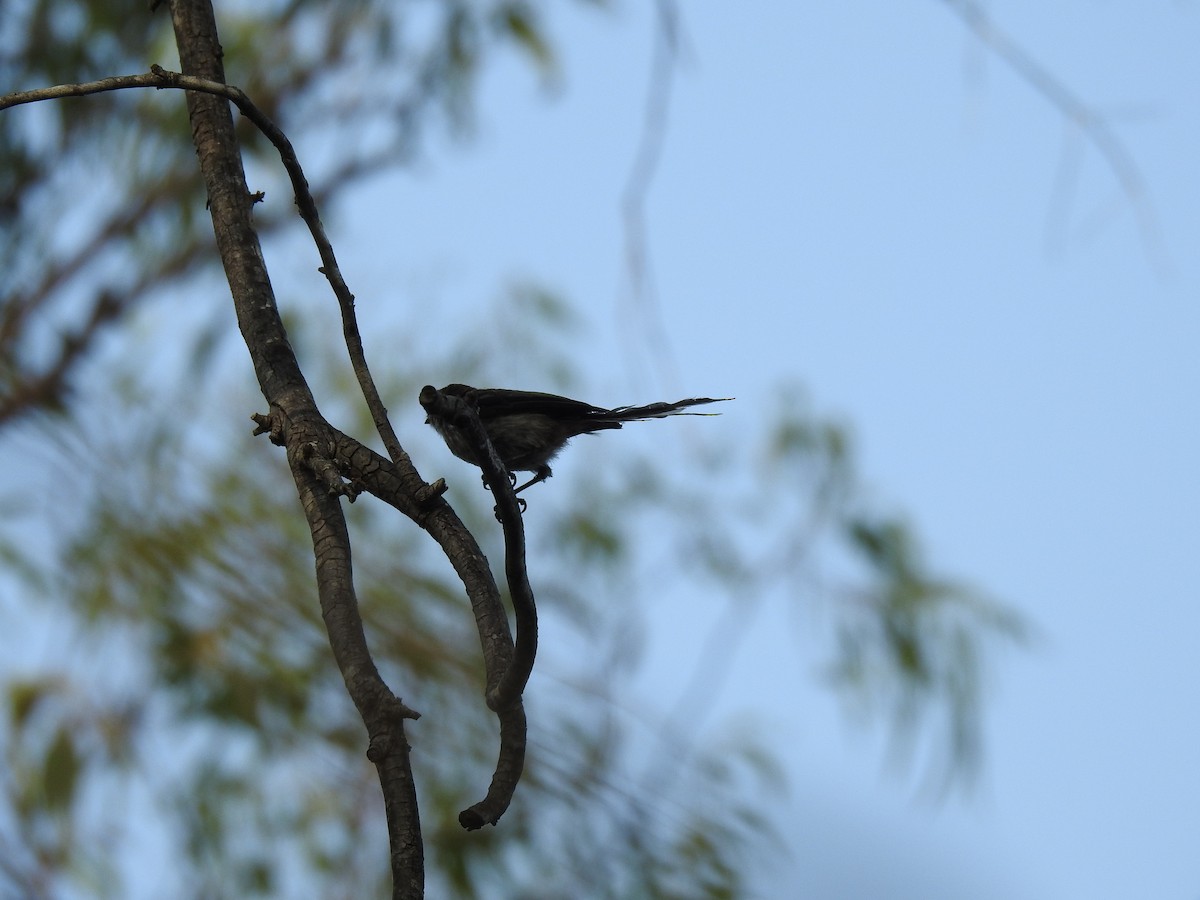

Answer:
[2,1,1198,898]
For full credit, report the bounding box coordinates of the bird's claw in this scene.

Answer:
[492,496,527,521]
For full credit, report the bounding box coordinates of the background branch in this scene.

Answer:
[940,0,1167,271]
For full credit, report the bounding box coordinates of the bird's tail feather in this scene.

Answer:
[605,397,731,421]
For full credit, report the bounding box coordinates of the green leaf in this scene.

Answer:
[495,2,555,71]
[43,727,81,812]
[9,678,56,731]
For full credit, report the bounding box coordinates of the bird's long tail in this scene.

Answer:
[603,397,731,422]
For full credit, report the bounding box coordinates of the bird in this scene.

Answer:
[420,384,729,494]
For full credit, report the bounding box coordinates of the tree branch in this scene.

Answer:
[417,386,538,710]
[939,0,1167,270]
[328,418,534,830]
[164,0,424,893]
[4,5,538,854]
[0,290,122,424]
[619,0,684,389]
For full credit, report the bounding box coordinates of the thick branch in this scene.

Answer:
[292,436,423,885]
[166,0,423,893]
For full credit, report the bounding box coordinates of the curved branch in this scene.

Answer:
[457,704,527,831]
[330,413,534,829]
[417,386,538,708]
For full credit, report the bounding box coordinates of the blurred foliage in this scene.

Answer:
[0,0,573,425]
[0,1,1026,897]
[0,288,1024,896]
[0,299,794,897]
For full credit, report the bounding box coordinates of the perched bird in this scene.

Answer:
[421,384,729,493]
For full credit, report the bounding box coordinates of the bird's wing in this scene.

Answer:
[468,388,609,420]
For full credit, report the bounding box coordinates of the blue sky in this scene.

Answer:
[316,2,1200,897]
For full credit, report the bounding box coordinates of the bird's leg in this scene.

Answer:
[513,465,553,495]
[487,469,528,518]
[492,470,528,519]
[492,496,527,520]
